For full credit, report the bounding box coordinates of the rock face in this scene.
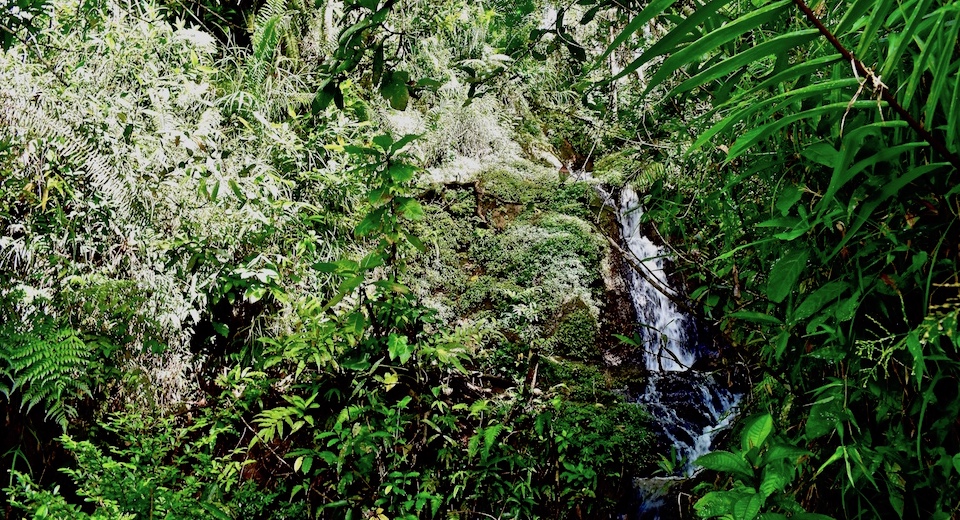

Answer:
[597,200,644,368]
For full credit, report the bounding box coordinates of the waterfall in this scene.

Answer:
[617,187,740,516]
[619,188,694,372]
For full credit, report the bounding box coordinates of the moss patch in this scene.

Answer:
[549,301,600,360]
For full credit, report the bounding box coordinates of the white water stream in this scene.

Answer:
[617,187,740,516]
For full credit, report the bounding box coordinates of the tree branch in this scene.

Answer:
[791,0,960,171]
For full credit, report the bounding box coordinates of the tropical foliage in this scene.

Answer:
[2,0,959,517]
[591,0,960,517]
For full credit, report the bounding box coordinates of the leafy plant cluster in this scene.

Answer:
[581,0,960,517]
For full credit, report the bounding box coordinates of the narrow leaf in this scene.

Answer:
[669,29,819,96]
[646,0,792,94]
[597,0,679,63]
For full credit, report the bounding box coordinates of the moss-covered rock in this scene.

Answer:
[549,300,600,360]
[477,160,560,206]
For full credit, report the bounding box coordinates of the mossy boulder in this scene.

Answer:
[477,161,559,206]
[549,299,600,360]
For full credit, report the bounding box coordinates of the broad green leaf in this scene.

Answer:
[741,413,773,452]
[359,253,384,270]
[759,464,790,497]
[801,143,839,168]
[766,248,809,303]
[372,134,393,150]
[211,322,229,338]
[774,330,790,359]
[906,331,924,386]
[775,185,802,215]
[367,187,390,204]
[814,446,844,477]
[390,133,420,154]
[734,491,764,520]
[381,70,410,110]
[229,179,246,203]
[339,275,364,295]
[694,490,738,518]
[373,280,410,294]
[355,207,385,237]
[792,281,849,322]
[199,503,234,520]
[312,81,338,115]
[389,163,416,183]
[696,450,755,480]
[762,443,811,464]
[387,334,414,364]
[397,198,424,220]
[806,396,842,440]
[405,231,426,252]
[792,513,837,520]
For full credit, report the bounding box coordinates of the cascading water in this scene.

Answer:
[618,187,740,517]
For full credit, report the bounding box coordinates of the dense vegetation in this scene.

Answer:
[1,0,958,518]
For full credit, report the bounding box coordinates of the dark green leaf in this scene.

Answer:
[766,248,809,303]
[775,185,802,215]
[356,207,386,237]
[381,70,411,110]
[405,231,426,252]
[792,281,848,322]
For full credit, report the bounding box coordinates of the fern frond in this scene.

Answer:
[1,320,92,429]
